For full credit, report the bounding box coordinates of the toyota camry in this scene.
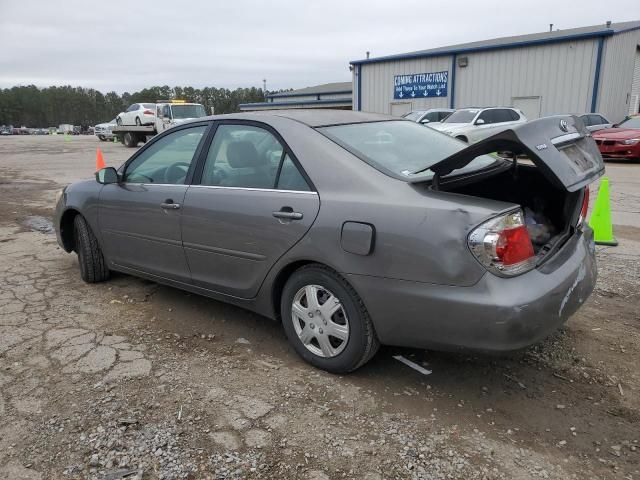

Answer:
[55,110,603,373]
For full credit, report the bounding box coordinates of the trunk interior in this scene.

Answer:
[441,164,582,259]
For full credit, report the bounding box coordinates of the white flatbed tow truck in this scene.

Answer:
[112,100,208,147]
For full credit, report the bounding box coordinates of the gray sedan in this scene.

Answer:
[55,110,603,373]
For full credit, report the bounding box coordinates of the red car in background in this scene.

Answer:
[592,115,640,161]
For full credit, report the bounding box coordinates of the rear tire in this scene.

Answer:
[123,132,138,148]
[73,215,109,283]
[116,117,122,126]
[281,264,379,373]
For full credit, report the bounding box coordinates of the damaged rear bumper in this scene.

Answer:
[347,227,597,351]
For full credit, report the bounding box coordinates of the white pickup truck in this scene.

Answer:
[112,100,208,147]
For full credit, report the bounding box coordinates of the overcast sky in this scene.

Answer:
[0,0,637,93]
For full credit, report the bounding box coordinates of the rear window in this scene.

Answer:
[443,109,478,124]
[319,120,497,181]
[142,103,156,109]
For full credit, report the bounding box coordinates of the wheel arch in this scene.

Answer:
[59,208,81,252]
[270,260,356,322]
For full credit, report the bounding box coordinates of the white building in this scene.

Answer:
[351,21,640,123]
[239,82,352,111]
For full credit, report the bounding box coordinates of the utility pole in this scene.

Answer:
[263,79,267,98]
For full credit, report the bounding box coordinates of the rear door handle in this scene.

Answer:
[160,200,181,210]
[273,207,303,220]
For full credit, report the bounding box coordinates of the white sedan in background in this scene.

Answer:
[430,107,527,143]
[116,103,156,126]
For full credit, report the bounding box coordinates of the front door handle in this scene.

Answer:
[273,207,303,220]
[160,200,181,210]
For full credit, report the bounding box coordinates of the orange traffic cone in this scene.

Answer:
[96,148,106,171]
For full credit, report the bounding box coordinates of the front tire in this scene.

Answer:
[116,117,122,126]
[73,215,109,283]
[281,265,379,373]
[98,135,106,141]
[135,117,142,126]
[455,135,468,143]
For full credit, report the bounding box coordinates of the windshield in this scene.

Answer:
[171,104,207,119]
[618,116,640,129]
[443,109,479,124]
[402,111,425,121]
[319,120,498,180]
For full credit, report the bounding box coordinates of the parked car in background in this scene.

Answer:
[430,107,527,143]
[0,126,12,135]
[94,119,117,141]
[593,114,640,161]
[402,108,454,126]
[55,110,601,373]
[116,103,156,126]
[576,113,612,132]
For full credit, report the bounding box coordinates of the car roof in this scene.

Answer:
[202,109,397,128]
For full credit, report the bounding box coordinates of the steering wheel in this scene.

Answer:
[164,162,191,184]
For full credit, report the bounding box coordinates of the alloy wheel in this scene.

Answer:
[291,284,349,358]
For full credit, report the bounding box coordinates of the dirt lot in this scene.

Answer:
[0,135,639,480]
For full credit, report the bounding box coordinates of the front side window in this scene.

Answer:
[477,110,497,125]
[424,112,440,122]
[124,126,206,184]
[443,109,478,124]
[402,111,423,122]
[493,109,515,123]
[201,125,284,188]
[320,121,497,181]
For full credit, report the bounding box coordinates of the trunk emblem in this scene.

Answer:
[559,119,569,132]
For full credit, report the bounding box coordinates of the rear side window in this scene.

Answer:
[588,114,605,125]
[508,110,521,121]
[201,125,283,189]
[277,155,310,191]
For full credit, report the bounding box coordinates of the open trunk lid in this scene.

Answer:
[413,115,604,192]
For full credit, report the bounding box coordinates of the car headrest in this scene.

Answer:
[227,141,262,168]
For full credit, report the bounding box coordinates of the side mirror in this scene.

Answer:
[475,118,485,125]
[96,167,119,184]
[420,119,431,124]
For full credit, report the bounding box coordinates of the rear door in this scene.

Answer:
[99,124,208,281]
[426,115,604,192]
[181,122,320,298]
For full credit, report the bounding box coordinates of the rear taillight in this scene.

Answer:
[143,109,155,115]
[468,210,536,277]
[578,186,589,226]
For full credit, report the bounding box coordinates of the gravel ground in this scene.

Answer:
[0,135,639,479]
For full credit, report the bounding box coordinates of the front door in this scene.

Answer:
[99,124,208,282]
[181,123,320,298]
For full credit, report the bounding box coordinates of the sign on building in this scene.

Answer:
[394,71,448,100]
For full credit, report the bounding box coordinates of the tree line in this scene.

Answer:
[0,85,281,128]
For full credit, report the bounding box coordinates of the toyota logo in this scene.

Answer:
[559,119,569,132]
